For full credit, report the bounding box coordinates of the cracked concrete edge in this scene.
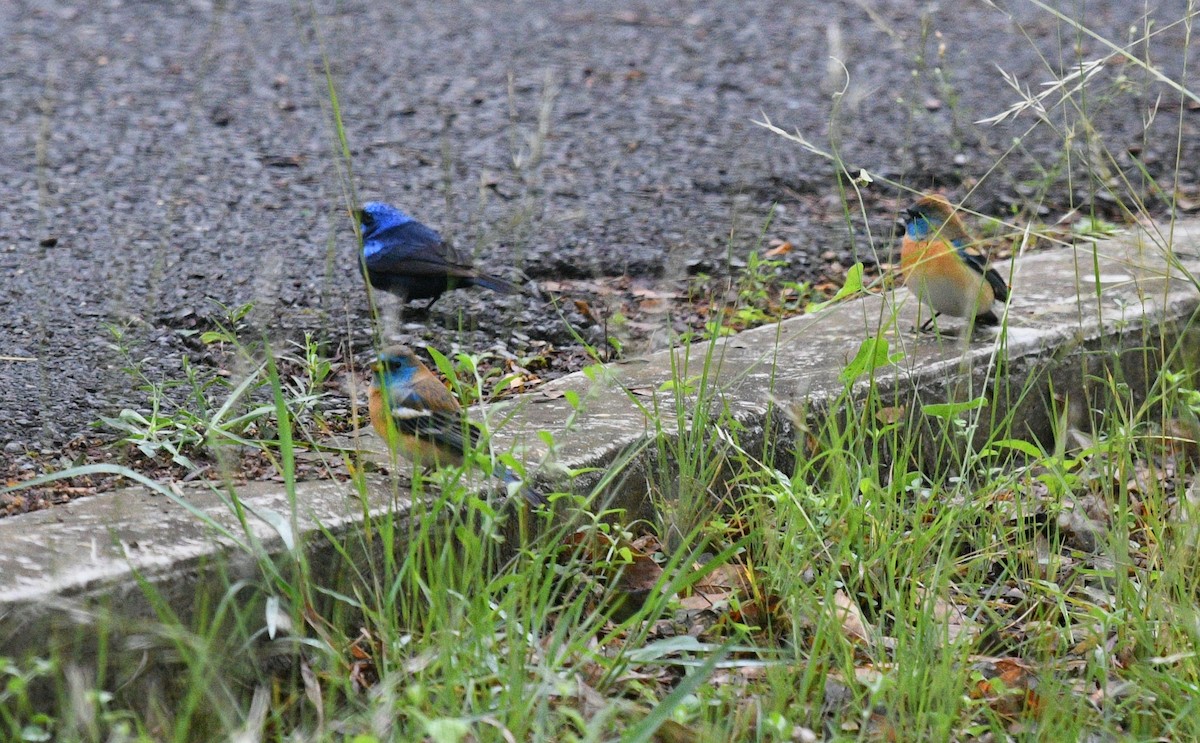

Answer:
[0,475,414,656]
[494,221,1200,476]
[2,222,1198,657]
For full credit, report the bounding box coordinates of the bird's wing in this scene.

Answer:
[956,245,1010,302]
[366,220,443,254]
[364,222,477,277]
[386,376,479,454]
[372,256,479,279]
[388,405,479,455]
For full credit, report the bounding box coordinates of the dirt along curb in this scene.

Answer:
[2,221,1198,661]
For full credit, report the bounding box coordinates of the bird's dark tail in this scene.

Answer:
[470,272,525,295]
[975,310,1001,327]
[497,466,548,506]
[983,267,1010,303]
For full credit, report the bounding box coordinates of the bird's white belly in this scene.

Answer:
[913,272,988,318]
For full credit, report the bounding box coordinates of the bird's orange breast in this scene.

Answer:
[900,236,996,318]
[900,236,958,281]
[368,386,390,440]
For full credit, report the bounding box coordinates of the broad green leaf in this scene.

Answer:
[980,438,1044,458]
[807,262,865,312]
[839,336,902,384]
[922,397,987,419]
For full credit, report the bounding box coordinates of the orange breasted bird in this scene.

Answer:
[369,345,545,505]
[898,194,1010,332]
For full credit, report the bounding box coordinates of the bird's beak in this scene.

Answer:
[894,207,919,236]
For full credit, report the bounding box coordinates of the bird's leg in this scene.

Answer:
[397,296,436,319]
[918,313,941,333]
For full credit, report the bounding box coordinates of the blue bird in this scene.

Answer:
[369,345,546,506]
[356,202,524,310]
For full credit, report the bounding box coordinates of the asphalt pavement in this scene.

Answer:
[2,0,1197,457]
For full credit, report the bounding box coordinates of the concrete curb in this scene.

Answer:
[3,223,1199,657]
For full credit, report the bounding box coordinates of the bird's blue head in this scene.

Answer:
[903,205,941,240]
[373,345,422,387]
[902,195,967,245]
[357,201,413,241]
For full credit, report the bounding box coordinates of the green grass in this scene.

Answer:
[4,1,1200,741]
[7,293,1200,741]
[11,318,1200,741]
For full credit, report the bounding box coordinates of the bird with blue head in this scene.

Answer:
[369,344,545,505]
[356,201,524,311]
[898,194,1010,332]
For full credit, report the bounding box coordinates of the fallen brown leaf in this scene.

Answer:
[574,299,599,322]
[618,555,664,593]
[678,591,733,611]
[832,589,872,643]
[931,594,979,644]
[764,241,794,257]
[630,286,683,299]
[970,656,1040,717]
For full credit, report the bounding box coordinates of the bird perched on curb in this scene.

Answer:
[368,345,545,505]
[356,201,524,310]
[898,194,1010,332]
